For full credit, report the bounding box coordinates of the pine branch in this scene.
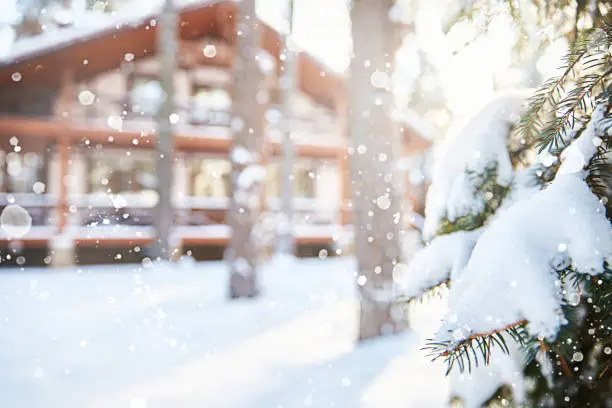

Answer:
[514,41,592,144]
[562,269,589,288]
[585,88,612,214]
[514,24,612,150]
[422,320,530,375]
[436,164,511,236]
[537,68,612,151]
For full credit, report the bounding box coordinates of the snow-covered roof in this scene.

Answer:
[0,0,218,67]
[0,0,343,110]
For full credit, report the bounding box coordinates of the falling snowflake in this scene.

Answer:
[256,50,276,75]
[0,205,32,238]
[32,182,46,195]
[107,116,123,131]
[376,195,391,210]
[203,44,217,58]
[370,70,390,88]
[78,90,96,106]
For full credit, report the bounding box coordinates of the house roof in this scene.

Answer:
[0,0,343,109]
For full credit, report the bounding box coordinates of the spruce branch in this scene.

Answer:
[436,164,511,236]
[422,320,530,375]
[514,24,612,151]
[537,68,612,151]
[514,42,591,144]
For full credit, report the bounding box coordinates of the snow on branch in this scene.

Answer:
[423,90,531,239]
[430,103,612,359]
[398,229,481,301]
[436,174,612,342]
[558,103,609,175]
[401,161,560,341]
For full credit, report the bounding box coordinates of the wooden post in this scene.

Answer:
[339,151,352,225]
[225,0,268,299]
[335,91,352,225]
[57,134,70,234]
[55,70,75,234]
[1,151,9,193]
[276,0,297,256]
[350,0,407,341]
[50,69,76,267]
[152,0,178,261]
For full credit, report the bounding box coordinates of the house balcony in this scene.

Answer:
[0,112,344,159]
[0,90,352,256]
[0,192,347,251]
[58,93,346,157]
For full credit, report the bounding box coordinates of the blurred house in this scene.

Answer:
[0,0,431,265]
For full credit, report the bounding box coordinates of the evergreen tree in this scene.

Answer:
[399,24,612,407]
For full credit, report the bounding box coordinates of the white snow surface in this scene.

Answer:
[0,258,451,408]
[423,90,531,240]
[400,229,481,299]
[499,164,546,208]
[558,103,609,175]
[437,174,612,343]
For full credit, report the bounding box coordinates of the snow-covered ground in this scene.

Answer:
[0,257,449,408]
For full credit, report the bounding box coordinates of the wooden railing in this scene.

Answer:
[70,94,342,144]
[0,193,56,226]
[68,194,341,227]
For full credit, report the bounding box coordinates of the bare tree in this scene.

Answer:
[152,0,178,261]
[225,0,269,298]
[276,0,297,256]
[350,0,407,341]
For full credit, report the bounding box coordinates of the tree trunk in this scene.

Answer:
[152,0,178,261]
[226,0,268,299]
[350,0,408,341]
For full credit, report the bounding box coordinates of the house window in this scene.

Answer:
[294,162,316,199]
[266,160,316,199]
[190,158,231,197]
[88,150,155,195]
[265,162,280,198]
[129,76,163,117]
[0,151,44,194]
[269,87,281,106]
[191,87,232,126]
